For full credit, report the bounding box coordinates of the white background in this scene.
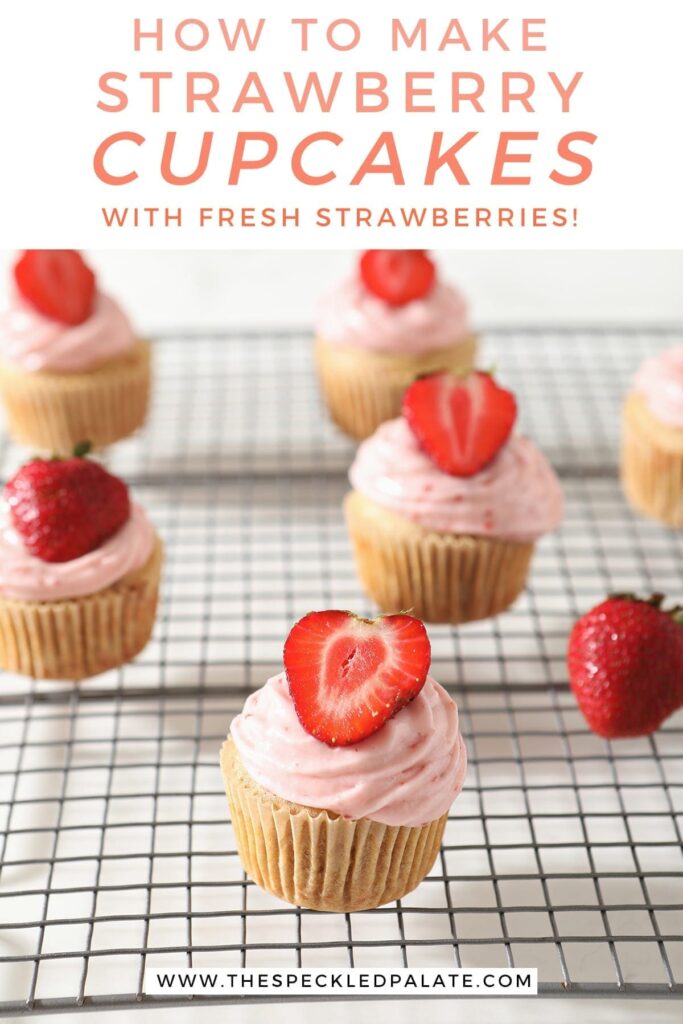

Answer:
[0,0,682,247]
[1,250,682,331]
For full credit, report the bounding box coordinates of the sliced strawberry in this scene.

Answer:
[403,370,517,477]
[14,250,96,326]
[284,610,431,746]
[360,250,435,307]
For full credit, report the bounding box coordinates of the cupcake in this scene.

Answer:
[0,444,162,680]
[221,610,467,912]
[314,250,476,441]
[0,250,151,453]
[345,370,564,624]
[621,347,683,526]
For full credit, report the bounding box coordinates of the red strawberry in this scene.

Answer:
[284,610,431,746]
[403,370,517,477]
[360,250,435,306]
[4,443,130,563]
[14,250,96,326]
[567,594,683,739]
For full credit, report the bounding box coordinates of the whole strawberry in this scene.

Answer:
[567,594,683,738]
[4,443,130,563]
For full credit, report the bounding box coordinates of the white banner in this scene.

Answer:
[0,0,681,248]
[144,967,538,996]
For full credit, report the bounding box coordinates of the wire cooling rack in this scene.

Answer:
[0,327,682,1014]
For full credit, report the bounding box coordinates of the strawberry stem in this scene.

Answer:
[608,591,683,622]
[72,440,92,458]
[609,592,663,607]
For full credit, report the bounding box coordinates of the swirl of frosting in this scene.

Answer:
[0,290,135,373]
[230,672,467,827]
[634,347,683,428]
[0,503,155,601]
[315,276,470,354]
[349,418,564,543]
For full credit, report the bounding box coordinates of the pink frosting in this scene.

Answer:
[315,275,470,354]
[0,289,135,373]
[0,503,155,601]
[634,347,683,428]
[349,418,564,543]
[230,672,467,827]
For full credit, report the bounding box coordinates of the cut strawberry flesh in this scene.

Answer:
[327,633,387,693]
[284,610,431,746]
[359,250,436,307]
[403,370,517,477]
[14,250,96,326]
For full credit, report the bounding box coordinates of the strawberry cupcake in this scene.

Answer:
[314,250,476,441]
[0,250,151,454]
[621,347,683,526]
[345,371,564,624]
[221,610,467,912]
[0,445,163,680]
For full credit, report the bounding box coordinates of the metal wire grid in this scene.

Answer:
[0,328,681,1013]
[0,323,673,486]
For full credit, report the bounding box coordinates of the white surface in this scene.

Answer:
[70,998,683,1024]
[1,250,682,333]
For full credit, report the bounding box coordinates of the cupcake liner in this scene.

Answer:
[0,535,163,680]
[221,738,447,913]
[345,491,534,624]
[621,392,683,527]
[314,335,477,442]
[0,340,152,454]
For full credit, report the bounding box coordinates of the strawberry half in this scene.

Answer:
[14,250,96,326]
[4,443,130,563]
[360,250,435,307]
[403,370,517,477]
[284,610,431,746]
